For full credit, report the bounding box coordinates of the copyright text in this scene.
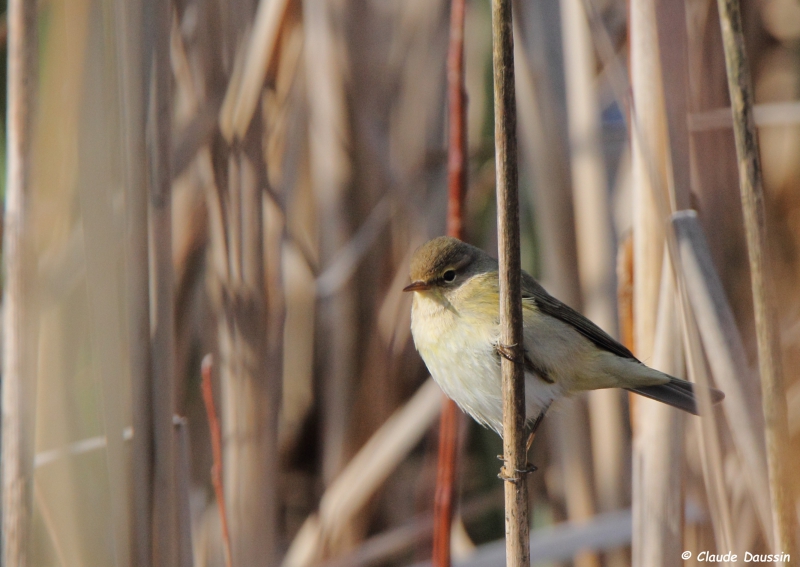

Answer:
[685,551,791,563]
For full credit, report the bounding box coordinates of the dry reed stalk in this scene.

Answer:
[559,4,624,565]
[280,222,318,456]
[302,0,356,486]
[649,10,736,551]
[185,32,269,567]
[631,182,737,566]
[673,212,773,541]
[560,0,616,337]
[24,1,119,563]
[114,0,152,563]
[633,256,685,567]
[628,0,686,562]
[79,96,135,567]
[218,0,291,141]
[201,356,233,567]
[262,151,288,567]
[2,0,37,563]
[262,120,291,562]
[646,202,738,564]
[198,2,284,563]
[627,0,742,552]
[636,0,739,556]
[433,0,468,564]
[654,0,692,211]
[715,0,799,559]
[491,0,529,565]
[281,379,443,567]
[318,490,502,567]
[146,0,178,562]
[216,141,278,567]
[514,20,582,310]
[677,294,736,558]
[689,101,800,131]
[629,0,668,364]
[72,3,159,555]
[514,40,596,545]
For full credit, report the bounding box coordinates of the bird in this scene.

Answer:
[403,236,724,437]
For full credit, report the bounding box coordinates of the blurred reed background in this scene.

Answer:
[2,0,799,565]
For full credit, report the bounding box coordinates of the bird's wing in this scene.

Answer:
[520,272,638,361]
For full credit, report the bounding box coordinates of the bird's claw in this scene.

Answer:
[497,458,538,483]
[496,343,522,364]
[498,468,521,484]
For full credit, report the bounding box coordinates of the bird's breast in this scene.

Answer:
[409,291,503,426]
[409,290,561,434]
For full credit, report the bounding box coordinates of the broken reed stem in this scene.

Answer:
[201,355,234,567]
[491,1,529,566]
[715,0,799,559]
[432,0,468,566]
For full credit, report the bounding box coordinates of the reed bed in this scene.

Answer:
[2,0,799,565]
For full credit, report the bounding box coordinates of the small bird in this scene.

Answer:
[404,236,724,437]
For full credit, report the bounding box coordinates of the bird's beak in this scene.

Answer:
[403,280,430,292]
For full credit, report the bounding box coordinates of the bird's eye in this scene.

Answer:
[443,270,456,282]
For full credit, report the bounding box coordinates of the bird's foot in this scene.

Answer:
[495,343,522,364]
[497,468,521,484]
[497,457,538,483]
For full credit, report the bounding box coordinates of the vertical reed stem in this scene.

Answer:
[715,0,798,559]
[147,0,178,562]
[432,400,458,567]
[2,0,37,563]
[118,0,153,563]
[432,1,468,565]
[491,1,529,565]
[446,0,467,242]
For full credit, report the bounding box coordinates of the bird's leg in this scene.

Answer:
[497,404,551,481]
[526,403,550,451]
[516,411,545,474]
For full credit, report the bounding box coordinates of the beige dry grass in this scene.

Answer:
[3,0,800,565]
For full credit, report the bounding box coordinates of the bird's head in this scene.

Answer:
[403,237,496,298]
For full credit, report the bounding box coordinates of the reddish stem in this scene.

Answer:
[433,0,467,565]
[446,0,468,241]
[201,355,234,567]
[432,401,460,567]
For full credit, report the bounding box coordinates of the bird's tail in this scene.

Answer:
[627,377,725,415]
